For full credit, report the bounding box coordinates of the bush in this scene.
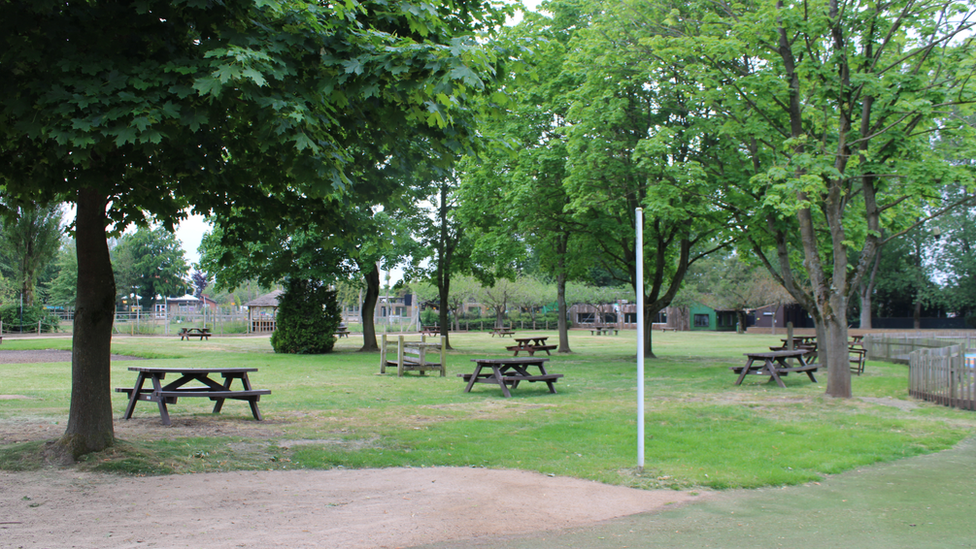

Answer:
[0,304,60,333]
[420,309,439,326]
[270,279,341,354]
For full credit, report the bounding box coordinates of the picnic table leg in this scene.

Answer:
[798,356,818,382]
[538,363,558,394]
[212,374,233,414]
[735,358,756,385]
[464,364,485,393]
[149,374,172,426]
[241,373,263,421]
[765,359,787,388]
[122,372,148,419]
[493,365,512,397]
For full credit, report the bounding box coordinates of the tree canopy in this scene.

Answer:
[0,0,515,458]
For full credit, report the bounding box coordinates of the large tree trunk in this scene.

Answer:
[556,270,571,353]
[824,294,851,398]
[58,188,116,460]
[359,266,380,352]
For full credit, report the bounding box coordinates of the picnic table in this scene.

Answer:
[421,325,442,336]
[116,366,271,425]
[334,325,350,338]
[590,326,619,335]
[731,350,818,388]
[459,358,563,397]
[179,327,211,341]
[780,335,816,347]
[490,327,515,337]
[506,336,557,357]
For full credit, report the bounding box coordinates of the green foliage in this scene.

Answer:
[270,279,341,354]
[0,203,65,307]
[0,304,60,333]
[112,226,189,310]
[420,308,440,326]
[43,241,78,308]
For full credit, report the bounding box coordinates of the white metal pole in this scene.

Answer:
[636,207,645,472]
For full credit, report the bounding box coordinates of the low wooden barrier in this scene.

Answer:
[909,345,976,411]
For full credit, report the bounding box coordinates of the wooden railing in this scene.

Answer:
[908,345,976,411]
[865,332,976,364]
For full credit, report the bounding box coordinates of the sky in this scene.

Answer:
[174,213,209,267]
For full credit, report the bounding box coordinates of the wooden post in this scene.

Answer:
[397,335,405,377]
[380,334,388,373]
[786,321,794,350]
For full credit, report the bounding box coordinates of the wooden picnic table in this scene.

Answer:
[179,327,211,341]
[421,325,442,336]
[459,358,563,397]
[731,350,818,388]
[590,326,619,335]
[334,326,350,338]
[116,366,270,425]
[780,335,816,347]
[490,327,515,337]
[506,336,557,357]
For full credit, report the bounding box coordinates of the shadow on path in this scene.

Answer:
[416,437,976,549]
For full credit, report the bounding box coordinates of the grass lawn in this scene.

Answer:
[1,330,973,490]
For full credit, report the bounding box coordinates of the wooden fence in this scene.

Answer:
[866,333,976,411]
[908,345,976,411]
[865,332,976,364]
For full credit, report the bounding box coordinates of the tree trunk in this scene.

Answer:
[858,246,882,330]
[58,188,116,460]
[359,266,380,352]
[823,305,851,398]
[859,292,873,330]
[556,270,572,353]
[642,306,656,358]
[437,278,452,349]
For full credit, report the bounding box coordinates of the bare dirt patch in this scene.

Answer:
[0,467,707,548]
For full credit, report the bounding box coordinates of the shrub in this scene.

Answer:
[0,304,60,333]
[270,279,341,354]
[420,309,439,326]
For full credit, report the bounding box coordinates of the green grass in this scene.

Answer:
[1,330,973,490]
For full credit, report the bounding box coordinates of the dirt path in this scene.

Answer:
[1,467,707,548]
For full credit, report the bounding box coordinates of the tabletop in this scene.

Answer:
[127,366,258,375]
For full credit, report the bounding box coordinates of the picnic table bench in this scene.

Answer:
[116,366,270,425]
[334,326,350,338]
[459,358,563,397]
[490,327,515,337]
[731,350,818,388]
[179,327,211,341]
[590,326,619,335]
[421,325,442,336]
[506,336,557,357]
